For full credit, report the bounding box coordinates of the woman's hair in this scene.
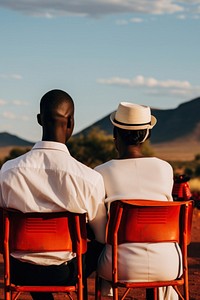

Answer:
[114,126,151,145]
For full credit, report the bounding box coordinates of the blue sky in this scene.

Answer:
[0,0,200,142]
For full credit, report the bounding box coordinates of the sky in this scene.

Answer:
[0,0,200,142]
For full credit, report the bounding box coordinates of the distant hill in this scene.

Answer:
[0,132,34,147]
[76,97,200,144]
[0,97,200,161]
[1,98,199,147]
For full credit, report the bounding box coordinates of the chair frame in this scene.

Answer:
[3,209,87,300]
[95,199,193,300]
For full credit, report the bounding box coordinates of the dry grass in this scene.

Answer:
[0,147,14,160]
[0,146,31,161]
[1,140,200,163]
[153,140,200,162]
[189,178,200,192]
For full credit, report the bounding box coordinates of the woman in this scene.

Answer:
[95,102,182,300]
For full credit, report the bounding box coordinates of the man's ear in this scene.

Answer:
[67,117,71,129]
[67,116,74,129]
[66,117,74,143]
[37,114,42,126]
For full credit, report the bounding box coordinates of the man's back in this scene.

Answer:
[1,141,103,215]
[0,90,107,261]
[0,89,106,300]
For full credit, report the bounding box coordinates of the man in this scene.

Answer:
[0,89,107,300]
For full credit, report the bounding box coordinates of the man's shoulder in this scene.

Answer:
[1,151,30,172]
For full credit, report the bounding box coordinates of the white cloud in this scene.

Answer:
[2,111,16,120]
[0,0,185,18]
[97,75,192,89]
[12,100,28,106]
[0,99,7,106]
[11,74,23,80]
[192,14,200,19]
[130,17,144,23]
[0,99,28,107]
[116,19,128,25]
[146,88,200,97]
[2,111,29,121]
[116,17,144,25]
[176,14,186,19]
[177,0,200,4]
[21,115,29,121]
[97,75,200,98]
[0,73,23,80]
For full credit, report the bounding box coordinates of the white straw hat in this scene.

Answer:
[110,102,157,130]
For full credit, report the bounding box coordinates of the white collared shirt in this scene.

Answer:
[0,141,107,265]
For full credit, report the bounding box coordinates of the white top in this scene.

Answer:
[95,157,174,204]
[95,158,182,283]
[0,141,107,265]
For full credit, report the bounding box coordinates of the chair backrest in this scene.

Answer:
[3,209,87,254]
[106,199,193,245]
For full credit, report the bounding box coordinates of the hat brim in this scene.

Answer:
[110,111,157,130]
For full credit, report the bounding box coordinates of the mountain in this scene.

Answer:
[0,132,34,147]
[0,97,200,161]
[76,97,200,144]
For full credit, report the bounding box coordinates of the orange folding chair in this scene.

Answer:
[3,209,87,300]
[95,199,193,300]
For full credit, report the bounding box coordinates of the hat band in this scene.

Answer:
[114,118,151,127]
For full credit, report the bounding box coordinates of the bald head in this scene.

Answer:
[40,89,74,115]
[37,89,75,144]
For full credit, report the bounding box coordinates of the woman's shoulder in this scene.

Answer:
[147,157,173,172]
[94,160,114,172]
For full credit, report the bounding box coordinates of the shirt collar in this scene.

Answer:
[33,141,70,155]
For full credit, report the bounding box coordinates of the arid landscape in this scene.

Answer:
[1,138,200,163]
[153,140,200,162]
[0,142,199,299]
